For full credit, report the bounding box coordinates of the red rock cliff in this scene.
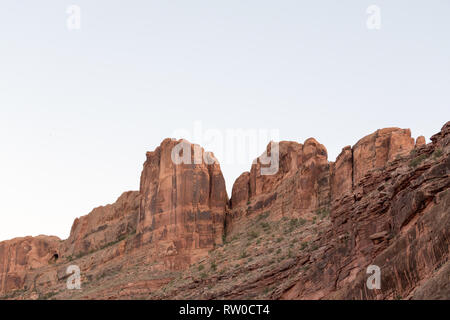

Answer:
[137,138,228,267]
[0,236,60,295]
[0,123,448,300]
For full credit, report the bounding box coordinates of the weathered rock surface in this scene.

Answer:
[137,138,228,269]
[228,139,331,230]
[0,236,60,295]
[156,123,448,300]
[352,128,415,185]
[0,123,448,300]
[63,191,140,258]
[282,123,449,300]
[416,135,426,148]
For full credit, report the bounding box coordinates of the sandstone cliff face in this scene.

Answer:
[229,138,331,229]
[0,123,448,300]
[282,123,449,299]
[63,191,141,258]
[0,236,60,295]
[137,138,228,268]
[352,128,415,186]
[330,127,416,202]
[150,123,448,300]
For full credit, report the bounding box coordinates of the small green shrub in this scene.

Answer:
[289,218,298,227]
[288,249,293,258]
[260,222,271,231]
[257,211,270,221]
[432,149,443,159]
[240,251,249,259]
[409,154,428,168]
[300,242,308,250]
[247,230,259,240]
[315,208,330,219]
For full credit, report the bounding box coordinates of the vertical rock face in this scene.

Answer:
[248,141,304,200]
[416,136,426,147]
[63,191,141,258]
[281,122,449,300]
[331,128,416,202]
[352,128,415,185]
[231,141,305,209]
[331,146,353,201]
[1,123,448,300]
[221,124,448,300]
[0,236,60,295]
[137,138,228,267]
[230,172,251,208]
[229,138,331,227]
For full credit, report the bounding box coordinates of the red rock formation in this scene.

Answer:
[331,146,353,201]
[416,135,426,148]
[137,138,228,268]
[228,138,331,232]
[0,236,60,295]
[331,128,416,203]
[0,123,448,300]
[352,128,415,185]
[63,191,141,258]
[281,123,449,299]
[230,172,250,209]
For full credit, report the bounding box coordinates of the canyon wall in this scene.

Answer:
[136,138,228,268]
[0,122,448,300]
[0,236,60,295]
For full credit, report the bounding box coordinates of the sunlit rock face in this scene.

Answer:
[352,128,415,185]
[137,138,228,268]
[0,236,60,295]
[0,122,448,300]
[62,191,141,258]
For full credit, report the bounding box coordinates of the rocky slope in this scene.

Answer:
[0,122,448,300]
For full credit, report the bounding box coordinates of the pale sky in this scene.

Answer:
[1,0,449,241]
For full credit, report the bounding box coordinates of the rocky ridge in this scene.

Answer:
[0,122,448,300]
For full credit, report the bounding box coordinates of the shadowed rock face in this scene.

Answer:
[0,123,448,300]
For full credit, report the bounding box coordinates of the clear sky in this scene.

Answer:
[1,0,449,241]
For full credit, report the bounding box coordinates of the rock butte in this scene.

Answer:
[0,123,449,300]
